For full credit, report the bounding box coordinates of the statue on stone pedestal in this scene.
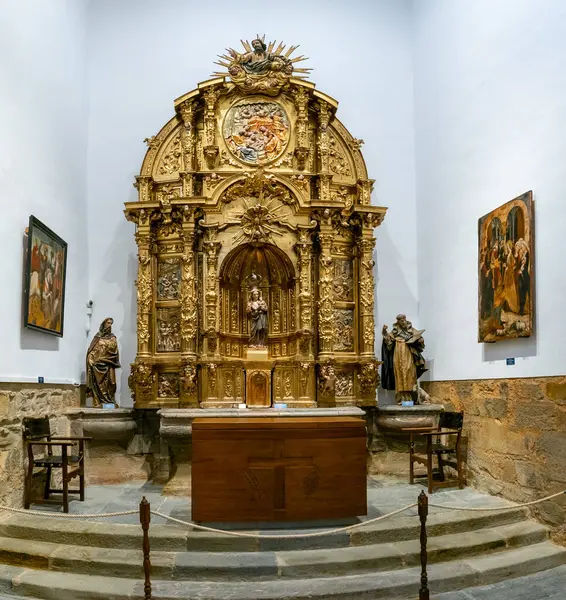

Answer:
[86,317,121,407]
[247,285,268,348]
[381,314,427,405]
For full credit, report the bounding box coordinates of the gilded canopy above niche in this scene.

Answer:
[125,36,387,410]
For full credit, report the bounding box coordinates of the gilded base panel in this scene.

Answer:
[421,375,566,546]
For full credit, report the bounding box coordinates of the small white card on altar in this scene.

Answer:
[238,403,247,410]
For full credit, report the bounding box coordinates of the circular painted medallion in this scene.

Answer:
[223,100,290,165]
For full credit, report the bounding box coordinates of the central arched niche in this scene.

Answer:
[218,243,296,357]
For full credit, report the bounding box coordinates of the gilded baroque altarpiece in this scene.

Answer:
[125,37,387,409]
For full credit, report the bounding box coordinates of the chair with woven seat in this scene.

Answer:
[408,411,465,494]
[23,416,91,513]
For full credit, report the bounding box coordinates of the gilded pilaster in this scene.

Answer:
[294,228,314,357]
[203,86,221,169]
[292,86,310,170]
[318,222,335,357]
[134,175,153,203]
[178,99,196,172]
[135,228,154,357]
[203,229,221,355]
[357,234,376,357]
[316,100,332,202]
[180,214,197,358]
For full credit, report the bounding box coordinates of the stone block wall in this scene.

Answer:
[0,383,81,508]
[422,376,566,544]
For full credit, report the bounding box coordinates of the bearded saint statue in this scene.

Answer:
[381,314,427,404]
[86,317,121,407]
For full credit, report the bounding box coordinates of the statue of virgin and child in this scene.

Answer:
[246,277,268,348]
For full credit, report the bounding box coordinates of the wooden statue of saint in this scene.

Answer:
[247,288,268,348]
[86,317,121,407]
[381,314,427,404]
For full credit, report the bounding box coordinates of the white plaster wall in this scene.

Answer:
[85,0,418,405]
[0,0,89,383]
[414,0,566,381]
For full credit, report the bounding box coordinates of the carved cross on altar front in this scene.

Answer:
[248,440,315,510]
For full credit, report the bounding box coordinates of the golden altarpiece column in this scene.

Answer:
[125,37,386,411]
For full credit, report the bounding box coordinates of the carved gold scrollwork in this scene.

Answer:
[329,132,351,177]
[158,133,182,175]
[292,86,310,170]
[358,359,381,396]
[180,228,197,352]
[180,361,198,399]
[203,231,221,346]
[207,363,218,394]
[318,231,335,353]
[358,236,376,355]
[134,176,154,203]
[129,362,155,405]
[203,86,221,168]
[178,99,196,172]
[135,232,153,351]
[299,362,310,395]
[357,179,374,205]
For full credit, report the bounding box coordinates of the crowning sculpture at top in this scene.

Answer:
[125,35,387,410]
[214,35,311,96]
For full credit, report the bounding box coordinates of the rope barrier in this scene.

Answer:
[150,502,419,539]
[428,489,566,512]
[0,505,138,519]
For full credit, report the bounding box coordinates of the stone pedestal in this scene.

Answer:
[67,408,150,484]
[366,404,445,477]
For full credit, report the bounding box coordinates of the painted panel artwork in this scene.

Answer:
[223,100,289,165]
[478,191,534,343]
[24,216,68,336]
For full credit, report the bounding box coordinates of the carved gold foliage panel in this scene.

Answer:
[157,131,182,177]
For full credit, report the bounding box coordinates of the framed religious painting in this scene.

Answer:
[23,215,68,337]
[478,191,534,343]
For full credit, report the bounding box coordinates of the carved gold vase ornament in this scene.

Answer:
[124,35,387,409]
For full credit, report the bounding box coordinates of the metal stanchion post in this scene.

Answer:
[139,496,152,600]
[418,491,430,600]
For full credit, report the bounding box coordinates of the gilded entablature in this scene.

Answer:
[125,36,387,409]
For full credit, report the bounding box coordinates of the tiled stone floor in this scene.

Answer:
[27,475,520,527]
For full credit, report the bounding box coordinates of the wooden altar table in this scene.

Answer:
[191,416,367,522]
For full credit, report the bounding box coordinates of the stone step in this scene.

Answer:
[0,521,550,580]
[0,506,528,552]
[0,542,564,600]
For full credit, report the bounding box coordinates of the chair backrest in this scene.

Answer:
[438,411,464,430]
[23,416,51,441]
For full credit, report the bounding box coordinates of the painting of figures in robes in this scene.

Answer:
[478,191,534,343]
[23,216,68,337]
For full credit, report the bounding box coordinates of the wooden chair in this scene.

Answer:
[407,411,465,494]
[23,416,91,513]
